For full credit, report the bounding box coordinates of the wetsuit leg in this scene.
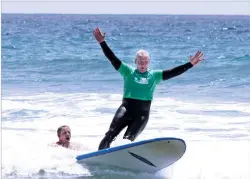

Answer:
[98,105,131,150]
[123,111,150,141]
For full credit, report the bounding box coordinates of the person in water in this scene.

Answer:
[52,125,84,150]
[93,27,204,150]
[56,125,71,148]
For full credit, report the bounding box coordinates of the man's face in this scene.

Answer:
[135,56,150,73]
[58,126,71,144]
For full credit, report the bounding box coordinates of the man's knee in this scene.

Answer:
[123,117,148,142]
[114,106,127,119]
[123,133,136,142]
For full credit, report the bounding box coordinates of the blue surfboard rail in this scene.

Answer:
[76,137,186,161]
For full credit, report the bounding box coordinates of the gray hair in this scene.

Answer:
[135,49,150,59]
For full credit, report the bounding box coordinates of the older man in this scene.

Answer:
[93,27,204,150]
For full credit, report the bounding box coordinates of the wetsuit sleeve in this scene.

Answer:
[99,41,122,70]
[162,62,193,80]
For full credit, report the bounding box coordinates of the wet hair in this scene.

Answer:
[57,125,70,136]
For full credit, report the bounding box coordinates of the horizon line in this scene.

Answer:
[2,13,250,16]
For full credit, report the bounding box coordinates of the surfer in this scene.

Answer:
[93,27,204,150]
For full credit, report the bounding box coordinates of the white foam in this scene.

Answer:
[160,141,250,179]
[2,92,250,178]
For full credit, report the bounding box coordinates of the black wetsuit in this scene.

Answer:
[98,41,193,150]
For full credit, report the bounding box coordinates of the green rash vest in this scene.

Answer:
[118,62,163,101]
[99,41,193,101]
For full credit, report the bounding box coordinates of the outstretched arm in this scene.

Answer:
[162,62,193,80]
[93,28,121,70]
[99,41,121,70]
[162,51,204,80]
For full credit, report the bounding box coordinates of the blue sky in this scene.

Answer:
[2,0,250,15]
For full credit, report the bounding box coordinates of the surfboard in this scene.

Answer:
[76,137,186,173]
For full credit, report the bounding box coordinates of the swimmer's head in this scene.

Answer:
[135,49,150,73]
[57,125,71,145]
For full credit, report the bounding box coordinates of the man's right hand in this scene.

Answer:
[93,27,106,43]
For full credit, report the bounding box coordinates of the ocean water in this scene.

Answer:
[1,14,250,179]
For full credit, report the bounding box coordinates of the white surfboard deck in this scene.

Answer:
[76,137,186,173]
